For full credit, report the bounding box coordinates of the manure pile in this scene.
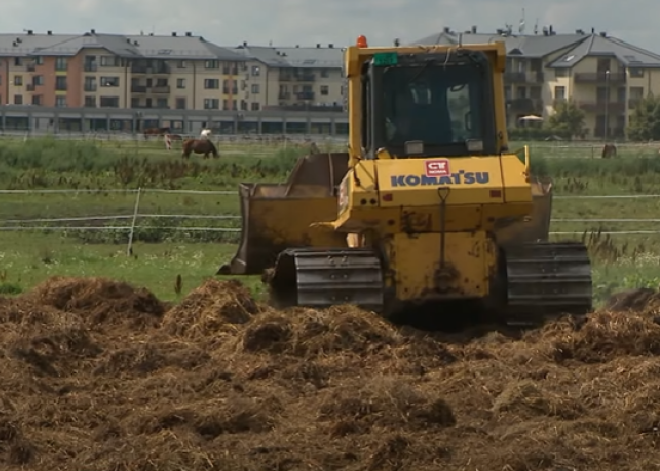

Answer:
[0,277,659,470]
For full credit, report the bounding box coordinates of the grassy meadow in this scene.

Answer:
[0,135,659,306]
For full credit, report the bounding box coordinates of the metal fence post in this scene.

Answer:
[126,187,142,255]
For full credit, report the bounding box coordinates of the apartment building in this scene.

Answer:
[233,42,344,112]
[413,26,660,138]
[0,30,345,117]
[0,29,253,112]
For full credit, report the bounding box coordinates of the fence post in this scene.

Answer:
[126,187,142,255]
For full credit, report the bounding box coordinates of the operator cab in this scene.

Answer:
[359,48,501,159]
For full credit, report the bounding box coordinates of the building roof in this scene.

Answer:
[0,31,243,61]
[410,30,584,58]
[235,45,343,68]
[547,34,660,68]
[411,28,660,67]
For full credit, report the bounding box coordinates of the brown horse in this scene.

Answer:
[601,143,617,158]
[181,139,218,159]
[143,127,170,138]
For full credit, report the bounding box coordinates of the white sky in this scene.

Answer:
[2,0,658,53]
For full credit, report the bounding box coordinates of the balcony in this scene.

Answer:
[296,74,316,82]
[279,75,293,81]
[628,98,644,110]
[507,98,543,113]
[151,86,170,93]
[84,84,97,92]
[131,85,147,93]
[265,104,344,112]
[279,92,291,100]
[296,91,315,100]
[26,64,35,72]
[84,63,98,72]
[26,84,35,91]
[574,72,626,84]
[504,71,545,83]
[577,100,626,113]
[131,65,171,74]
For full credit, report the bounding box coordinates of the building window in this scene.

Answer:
[204,79,219,89]
[530,86,542,100]
[222,99,229,110]
[31,95,42,105]
[251,84,259,93]
[32,75,44,86]
[14,76,22,86]
[55,76,67,91]
[629,68,644,78]
[176,78,185,88]
[205,60,219,69]
[554,86,566,101]
[84,96,96,107]
[320,69,329,78]
[34,56,44,65]
[100,55,120,67]
[177,60,186,68]
[204,98,219,109]
[84,77,97,92]
[55,96,66,107]
[251,65,260,76]
[175,98,186,109]
[84,58,97,72]
[13,94,22,105]
[101,77,120,87]
[55,57,67,71]
[99,96,120,107]
[131,98,140,108]
[320,85,329,95]
[251,102,259,111]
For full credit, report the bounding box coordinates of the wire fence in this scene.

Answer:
[0,188,656,255]
[2,131,660,158]
[0,131,350,157]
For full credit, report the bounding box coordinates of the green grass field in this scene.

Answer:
[1,136,660,306]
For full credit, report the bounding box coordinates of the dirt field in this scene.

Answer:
[0,277,659,471]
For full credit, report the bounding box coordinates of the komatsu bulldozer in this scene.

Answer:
[218,37,593,327]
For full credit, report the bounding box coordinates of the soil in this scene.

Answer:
[1,278,660,470]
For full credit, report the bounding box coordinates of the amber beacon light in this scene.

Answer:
[356,35,368,47]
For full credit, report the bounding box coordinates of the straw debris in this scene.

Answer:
[0,276,658,469]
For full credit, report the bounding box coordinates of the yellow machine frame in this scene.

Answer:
[220,37,592,326]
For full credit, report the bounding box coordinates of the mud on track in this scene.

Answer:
[1,277,660,470]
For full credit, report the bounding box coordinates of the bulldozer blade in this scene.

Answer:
[495,175,553,247]
[218,153,350,276]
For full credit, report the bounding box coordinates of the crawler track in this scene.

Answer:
[266,242,593,328]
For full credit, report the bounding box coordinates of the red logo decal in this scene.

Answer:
[425,159,449,177]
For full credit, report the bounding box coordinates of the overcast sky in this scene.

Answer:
[2,0,659,53]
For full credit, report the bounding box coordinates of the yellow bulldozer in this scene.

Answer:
[218,37,593,328]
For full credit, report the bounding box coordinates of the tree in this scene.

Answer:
[545,100,586,140]
[627,94,660,141]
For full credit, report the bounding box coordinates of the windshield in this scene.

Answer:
[382,64,485,147]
